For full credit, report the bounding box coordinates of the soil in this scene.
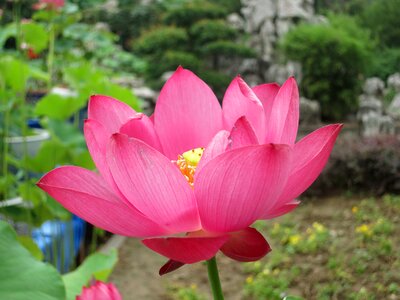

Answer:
[109,196,398,300]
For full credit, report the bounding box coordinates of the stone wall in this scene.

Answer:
[237,0,322,84]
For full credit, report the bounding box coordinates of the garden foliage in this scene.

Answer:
[129,0,255,93]
[280,15,372,120]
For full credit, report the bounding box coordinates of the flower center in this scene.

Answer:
[175,147,204,187]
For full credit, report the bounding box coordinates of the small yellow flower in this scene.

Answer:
[308,233,316,242]
[355,224,372,236]
[190,284,197,290]
[312,222,325,232]
[272,223,280,233]
[246,276,254,284]
[253,261,261,269]
[262,268,270,275]
[272,268,280,275]
[289,234,301,245]
[352,206,359,214]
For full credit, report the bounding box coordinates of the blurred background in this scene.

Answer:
[0,0,399,299]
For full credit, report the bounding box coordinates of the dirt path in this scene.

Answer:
[109,197,362,299]
[109,236,248,299]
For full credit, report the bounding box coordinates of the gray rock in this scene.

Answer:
[277,0,313,19]
[387,73,400,92]
[357,77,396,136]
[265,61,302,84]
[362,77,385,96]
[227,13,244,30]
[388,94,400,120]
[300,97,321,125]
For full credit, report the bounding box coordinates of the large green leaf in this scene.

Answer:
[0,221,66,300]
[17,235,44,261]
[24,139,70,173]
[22,23,49,53]
[0,23,16,48]
[62,249,118,300]
[0,23,48,53]
[0,56,30,92]
[34,93,85,120]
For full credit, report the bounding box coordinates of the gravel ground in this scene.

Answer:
[109,237,248,299]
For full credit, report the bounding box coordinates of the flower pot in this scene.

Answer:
[5,128,50,158]
[0,197,86,273]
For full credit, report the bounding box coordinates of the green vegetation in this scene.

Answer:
[243,195,400,300]
[280,14,372,120]
[129,0,255,93]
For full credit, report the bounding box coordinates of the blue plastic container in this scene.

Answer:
[32,215,86,273]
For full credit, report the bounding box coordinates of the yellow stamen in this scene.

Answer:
[176,147,204,186]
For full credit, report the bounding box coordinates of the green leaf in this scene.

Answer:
[18,181,46,206]
[35,93,85,120]
[72,150,95,169]
[17,235,44,261]
[0,221,66,300]
[24,139,70,173]
[100,83,141,111]
[62,249,118,300]
[0,23,16,48]
[45,120,86,147]
[21,23,49,53]
[0,56,30,92]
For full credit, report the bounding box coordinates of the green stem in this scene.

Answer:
[13,0,22,53]
[47,14,55,89]
[206,256,224,300]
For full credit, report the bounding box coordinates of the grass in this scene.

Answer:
[169,195,400,300]
[244,195,400,300]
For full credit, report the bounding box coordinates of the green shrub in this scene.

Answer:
[202,40,256,58]
[134,26,188,56]
[190,19,237,46]
[106,1,162,46]
[198,69,231,98]
[131,0,254,95]
[368,47,400,79]
[361,0,400,48]
[281,15,372,120]
[146,50,202,80]
[163,1,227,27]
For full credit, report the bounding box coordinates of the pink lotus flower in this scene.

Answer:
[33,0,64,10]
[38,67,341,274]
[76,281,122,300]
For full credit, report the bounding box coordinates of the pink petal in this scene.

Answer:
[154,67,223,159]
[228,116,259,149]
[261,200,300,219]
[88,95,136,134]
[37,166,168,237]
[107,133,200,233]
[77,281,122,300]
[277,124,343,205]
[223,77,266,141]
[84,119,134,204]
[196,130,230,176]
[195,144,291,233]
[142,235,229,264]
[220,227,271,262]
[252,82,280,122]
[159,260,185,276]
[84,119,114,187]
[265,77,299,145]
[120,113,163,152]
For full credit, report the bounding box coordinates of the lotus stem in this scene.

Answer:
[206,256,224,300]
